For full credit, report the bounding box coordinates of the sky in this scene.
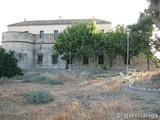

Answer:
[0,0,149,45]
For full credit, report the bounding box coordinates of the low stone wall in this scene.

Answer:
[71,55,157,70]
[111,55,156,70]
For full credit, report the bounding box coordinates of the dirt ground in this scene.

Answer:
[0,70,160,120]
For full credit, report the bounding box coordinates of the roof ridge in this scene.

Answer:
[8,18,111,26]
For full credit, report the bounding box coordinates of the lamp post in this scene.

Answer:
[126,28,130,77]
[69,42,72,71]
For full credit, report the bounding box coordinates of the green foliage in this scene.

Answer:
[101,64,109,70]
[128,12,154,70]
[102,25,126,67]
[0,48,23,78]
[22,90,54,104]
[53,20,102,64]
[151,55,160,68]
[146,0,160,51]
[153,108,160,115]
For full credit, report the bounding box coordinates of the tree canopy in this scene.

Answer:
[102,25,126,67]
[53,20,102,66]
[53,15,156,69]
[128,12,154,69]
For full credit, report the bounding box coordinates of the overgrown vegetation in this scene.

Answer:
[21,72,62,85]
[0,48,23,78]
[22,90,54,104]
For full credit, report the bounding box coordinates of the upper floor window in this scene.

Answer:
[40,30,44,39]
[54,30,58,39]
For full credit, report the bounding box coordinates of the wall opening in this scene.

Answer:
[37,55,43,64]
[98,55,104,64]
[83,55,89,65]
[52,55,58,64]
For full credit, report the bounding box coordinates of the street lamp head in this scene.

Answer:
[125,28,131,35]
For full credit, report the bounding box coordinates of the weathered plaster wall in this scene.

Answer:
[2,32,35,69]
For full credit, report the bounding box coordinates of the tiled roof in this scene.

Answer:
[8,19,111,26]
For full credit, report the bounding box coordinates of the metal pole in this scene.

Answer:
[69,42,71,71]
[126,31,130,77]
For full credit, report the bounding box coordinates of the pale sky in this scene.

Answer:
[0,0,149,44]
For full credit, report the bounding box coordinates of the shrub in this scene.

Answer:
[22,73,62,85]
[45,79,62,85]
[153,108,160,115]
[22,90,54,104]
[0,48,23,78]
[101,64,109,70]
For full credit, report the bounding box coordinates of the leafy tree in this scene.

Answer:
[146,0,160,52]
[103,25,126,67]
[53,20,102,68]
[0,48,23,78]
[128,13,153,70]
[147,0,160,28]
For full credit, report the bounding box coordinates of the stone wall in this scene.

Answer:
[34,43,65,69]
[111,55,156,70]
[71,55,157,70]
[2,32,35,69]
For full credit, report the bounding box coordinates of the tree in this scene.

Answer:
[147,0,160,28]
[128,13,153,70]
[103,25,126,67]
[53,20,102,68]
[0,48,23,78]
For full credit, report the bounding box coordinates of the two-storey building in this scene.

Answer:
[2,19,112,69]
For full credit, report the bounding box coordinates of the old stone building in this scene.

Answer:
[1,19,112,69]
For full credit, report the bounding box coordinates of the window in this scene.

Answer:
[52,55,58,64]
[18,53,28,60]
[18,53,23,60]
[40,30,44,39]
[54,30,58,39]
[98,55,104,64]
[37,55,43,64]
[83,55,89,65]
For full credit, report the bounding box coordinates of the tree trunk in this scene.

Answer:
[65,60,69,69]
[147,57,150,70]
[109,58,113,68]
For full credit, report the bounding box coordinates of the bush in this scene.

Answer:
[153,108,160,115]
[22,73,62,85]
[101,64,109,70]
[22,90,54,104]
[0,48,23,78]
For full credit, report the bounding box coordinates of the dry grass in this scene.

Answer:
[0,70,160,120]
[134,71,160,88]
